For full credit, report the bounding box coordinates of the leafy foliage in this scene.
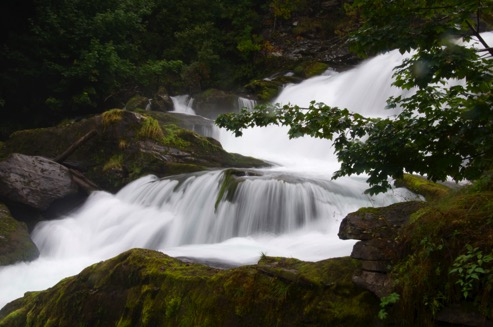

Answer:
[217,1,493,193]
[378,292,400,320]
[449,244,493,299]
[0,0,272,137]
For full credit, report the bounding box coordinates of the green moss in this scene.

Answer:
[395,174,451,201]
[0,203,39,265]
[0,249,379,327]
[101,109,124,127]
[244,79,280,102]
[387,186,493,325]
[298,61,329,78]
[161,124,191,149]
[138,117,165,143]
[215,170,243,210]
[102,154,123,172]
[125,96,148,111]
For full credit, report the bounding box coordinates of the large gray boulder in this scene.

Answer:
[0,202,39,265]
[0,153,78,211]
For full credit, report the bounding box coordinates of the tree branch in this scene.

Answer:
[54,129,98,163]
[466,20,493,57]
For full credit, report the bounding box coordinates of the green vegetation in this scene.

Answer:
[449,245,493,300]
[395,174,451,201]
[386,179,493,325]
[138,117,165,143]
[0,0,353,139]
[217,0,493,194]
[378,292,400,320]
[101,109,125,126]
[0,203,39,265]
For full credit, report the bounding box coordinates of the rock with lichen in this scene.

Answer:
[0,248,380,326]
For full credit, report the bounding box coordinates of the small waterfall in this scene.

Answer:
[171,95,196,115]
[237,96,257,111]
[145,98,152,111]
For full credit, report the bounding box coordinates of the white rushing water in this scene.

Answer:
[171,94,196,115]
[6,30,493,308]
[0,50,419,309]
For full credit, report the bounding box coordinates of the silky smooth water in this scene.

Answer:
[1,32,491,308]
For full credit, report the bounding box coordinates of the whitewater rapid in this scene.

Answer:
[6,30,493,308]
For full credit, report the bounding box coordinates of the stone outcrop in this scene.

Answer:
[0,153,78,211]
[338,201,426,298]
[0,109,267,193]
[0,203,39,265]
[0,249,380,326]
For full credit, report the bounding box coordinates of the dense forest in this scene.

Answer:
[0,0,348,139]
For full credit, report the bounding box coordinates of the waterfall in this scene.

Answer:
[8,31,490,308]
[171,95,196,115]
[237,96,256,111]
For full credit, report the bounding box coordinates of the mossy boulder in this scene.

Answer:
[245,74,300,102]
[0,203,39,266]
[379,185,493,325]
[394,174,451,201]
[294,61,330,78]
[125,95,149,111]
[0,110,267,192]
[0,249,380,326]
[338,201,426,242]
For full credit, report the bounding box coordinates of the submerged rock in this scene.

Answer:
[0,203,39,265]
[0,249,380,326]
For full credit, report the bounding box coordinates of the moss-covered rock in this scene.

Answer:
[383,185,493,325]
[244,74,299,102]
[394,174,451,201]
[0,203,39,266]
[125,95,149,111]
[0,249,379,326]
[294,61,330,78]
[0,110,267,192]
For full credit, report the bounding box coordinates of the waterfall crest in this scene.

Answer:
[32,170,413,262]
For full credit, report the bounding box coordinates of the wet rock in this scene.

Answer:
[338,201,425,297]
[0,153,78,211]
[0,203,39,265]
[338,201,425,241]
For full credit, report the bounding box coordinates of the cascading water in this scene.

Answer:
[3,32,490,309]
[238,96,257,111]
[171,94,196,115]
[0,52,417,309]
